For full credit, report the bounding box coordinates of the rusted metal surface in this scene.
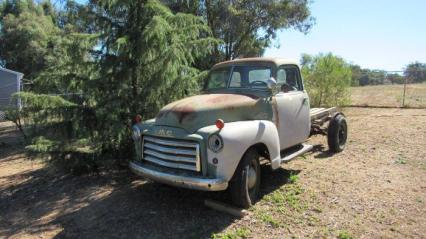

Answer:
[212,57,299,70]
[271,96,279,129]
[155,93,273,133]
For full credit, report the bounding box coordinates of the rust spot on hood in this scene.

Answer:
[158,103,196,124]
[173,106,196,123]
[238,93,260,100]
[205,93,259,104]
[155,93,271,133]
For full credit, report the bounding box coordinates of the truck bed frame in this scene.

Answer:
[310,107,339,136]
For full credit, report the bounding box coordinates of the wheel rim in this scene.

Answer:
[248,163,257,190]
[247,158,259,200]
[338,122,347,146]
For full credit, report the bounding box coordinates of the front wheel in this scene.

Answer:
[228,149,261,208]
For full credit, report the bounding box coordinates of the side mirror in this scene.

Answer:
[267,77,277,89]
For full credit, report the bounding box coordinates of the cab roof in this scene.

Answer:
[212,57,299,69]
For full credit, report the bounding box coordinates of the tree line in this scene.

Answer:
[350,62,426,86]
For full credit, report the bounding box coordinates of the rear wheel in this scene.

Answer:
[327,114,348,153]
[229,149,261,208]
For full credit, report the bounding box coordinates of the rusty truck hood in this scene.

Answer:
[155,93,272,133]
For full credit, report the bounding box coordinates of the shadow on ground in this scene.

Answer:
[311,144,335,159]
[259,166,301,198]
[0,150,297,239]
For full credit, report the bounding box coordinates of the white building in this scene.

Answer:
[0,68,23,121]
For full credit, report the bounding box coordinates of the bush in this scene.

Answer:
[301,53,352,107]
[6,92,100,172]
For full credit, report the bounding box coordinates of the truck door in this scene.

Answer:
[274,65,311,150]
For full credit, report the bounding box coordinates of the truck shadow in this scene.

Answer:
[259,166,301,197]
[0,166,236,238]
[311,144,335,159]
[1,157,299,239]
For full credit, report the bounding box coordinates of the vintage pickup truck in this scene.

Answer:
[130,58,347,208]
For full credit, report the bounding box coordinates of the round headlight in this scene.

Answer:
[208,134,223,152]
[132,126,141,141]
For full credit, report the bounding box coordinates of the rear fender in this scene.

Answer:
[332,111,345,120]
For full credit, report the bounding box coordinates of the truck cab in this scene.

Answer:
[130,58,347,208]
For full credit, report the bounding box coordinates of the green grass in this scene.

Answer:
[288,173,299,183]
[394,157,407,164]
[394,153,407,164]
[337,230,353,239]
[258,212,281,228]
[253,183,313,229]
[263,184,305,211]
[211,227,250,239]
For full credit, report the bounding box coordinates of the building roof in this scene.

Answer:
[0,67,24,78]
[212,57,299,69]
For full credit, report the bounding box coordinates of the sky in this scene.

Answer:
[71,0,425,71]
[264,0,426,71]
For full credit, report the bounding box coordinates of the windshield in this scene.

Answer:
[205,66,272,90]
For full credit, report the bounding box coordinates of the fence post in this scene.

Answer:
[402,77,407,107]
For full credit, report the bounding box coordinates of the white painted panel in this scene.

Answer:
[197,120,281,180]
[275,90,311,149]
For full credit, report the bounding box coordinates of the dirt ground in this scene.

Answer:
[0,107,425,239]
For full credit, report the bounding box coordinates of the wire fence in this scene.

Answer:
[349,70,426,108]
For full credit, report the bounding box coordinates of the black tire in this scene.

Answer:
[327,114,348,153]
[228,148,261,208]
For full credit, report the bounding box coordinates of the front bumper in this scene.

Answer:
[129,161,228,191]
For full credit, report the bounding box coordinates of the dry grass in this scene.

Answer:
[1,108,426,238]
[219,108,426,238]
[350,82,426,107]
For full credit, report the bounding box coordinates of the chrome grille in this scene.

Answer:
[142,135,201,172]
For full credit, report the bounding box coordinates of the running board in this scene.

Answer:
[281,144,313,163]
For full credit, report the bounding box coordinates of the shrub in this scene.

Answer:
[301,53,352,107]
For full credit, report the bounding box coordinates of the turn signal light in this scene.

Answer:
[215,119,224,129]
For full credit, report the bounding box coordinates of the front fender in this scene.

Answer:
[197,120,281,181]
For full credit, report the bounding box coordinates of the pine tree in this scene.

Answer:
[84,0,217,157]
[7,0,217,167]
